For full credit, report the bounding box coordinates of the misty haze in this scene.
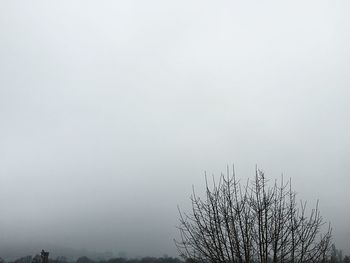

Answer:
[0,1,350,263]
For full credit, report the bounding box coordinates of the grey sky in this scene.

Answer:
[0,0,350,258]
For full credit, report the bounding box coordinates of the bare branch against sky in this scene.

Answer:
[0,0,349,258]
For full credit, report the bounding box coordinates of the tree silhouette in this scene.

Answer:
[175,167,332,263]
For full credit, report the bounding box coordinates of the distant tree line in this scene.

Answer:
[330,245,350,263]
[1,249,350,263]
[1,255,183,263]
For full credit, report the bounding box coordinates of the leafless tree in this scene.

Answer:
[175,167,332,263]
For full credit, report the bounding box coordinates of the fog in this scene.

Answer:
[0,0,349,258]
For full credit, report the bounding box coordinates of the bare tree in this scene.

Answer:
[175,167,332,263]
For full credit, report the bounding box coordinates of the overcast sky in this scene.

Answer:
[0,0,350,258]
